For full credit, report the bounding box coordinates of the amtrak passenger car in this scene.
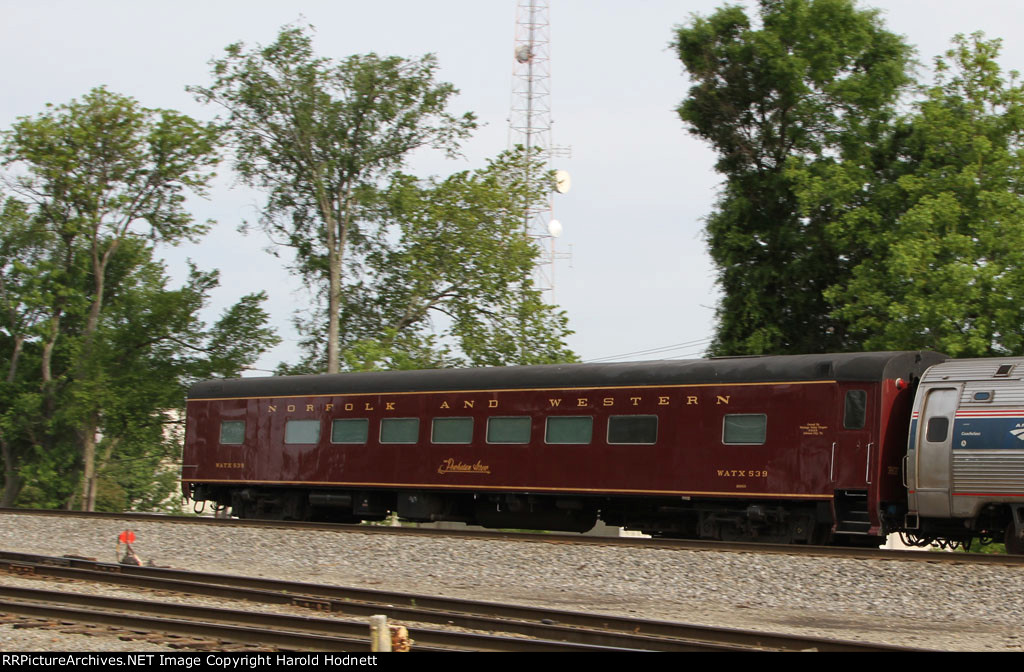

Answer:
[907,357,1024,552]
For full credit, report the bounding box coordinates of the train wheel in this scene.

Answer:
[1006,518,1023,555]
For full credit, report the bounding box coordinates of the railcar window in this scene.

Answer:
[926,417,950,443]
[380,418,420,444]
[432,417,473,444]
[220,420,245,445]
[545,416,593,444]
[284,419,321,444]
[331,418,369,444]
[844,390,867,430]
[722,414,767,445]
[486,416,532,444]
[607,415,658,444]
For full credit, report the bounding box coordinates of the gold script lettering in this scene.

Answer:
[437,458,491,475]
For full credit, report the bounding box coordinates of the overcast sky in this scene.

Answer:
[3,1,1024,372]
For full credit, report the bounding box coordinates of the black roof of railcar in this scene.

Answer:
[187,351,947,400]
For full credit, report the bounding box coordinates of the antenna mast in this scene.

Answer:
[508,0,570,296]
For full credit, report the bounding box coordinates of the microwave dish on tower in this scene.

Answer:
[554,169,571,194]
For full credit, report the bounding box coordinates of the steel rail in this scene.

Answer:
[0,551,928,652]
[0,585,644,652]
[0,560,726,652]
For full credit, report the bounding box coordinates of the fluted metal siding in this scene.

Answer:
[952,451,1024,494]
[958,383,1024,406]
[922,357,1024,385]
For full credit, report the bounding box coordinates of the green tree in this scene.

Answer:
[674,0,913,355]
[0,196,52,503]
[67,251,278,512]
[0,228,278,509]
[285,149,576,372]
[796,33,1024,356]
[0,89,277,510]
[0,198,50,383]
[190,24,477,373]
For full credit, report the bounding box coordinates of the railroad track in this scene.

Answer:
[1,507,1021,566]
[0,585,637,652]
[0,551,928,652]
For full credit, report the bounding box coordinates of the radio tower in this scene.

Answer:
[508,0,570,296]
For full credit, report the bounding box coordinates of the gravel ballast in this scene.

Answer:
[0,513,1021,651]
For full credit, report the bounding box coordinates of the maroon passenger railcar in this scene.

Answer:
[182,351,946,544]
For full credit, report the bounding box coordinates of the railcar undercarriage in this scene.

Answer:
[189,483,1024,553]
[899,504,1024,554]
[602,497,835,545]
[189,484,844,542]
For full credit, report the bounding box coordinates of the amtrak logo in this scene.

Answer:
[1011,428,1024,441]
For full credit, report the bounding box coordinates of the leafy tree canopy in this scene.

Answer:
[674,0,914,355]
[794,33,1024,356]
[194,24,575,372]
[0,88,277,510]
[190,24,478,373]
[284,148,577,372]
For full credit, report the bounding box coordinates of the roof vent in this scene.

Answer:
[994,364,1015,377]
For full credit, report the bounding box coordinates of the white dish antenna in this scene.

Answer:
[547,219,563,238]
[554,169,571,194]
